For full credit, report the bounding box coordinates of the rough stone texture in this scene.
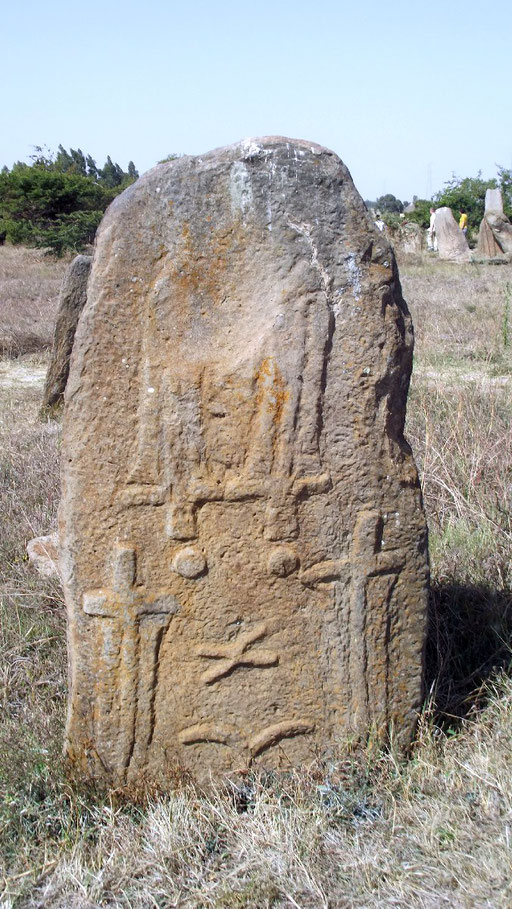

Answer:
[60,137,429,783]
[485,211,512,257]
[476,189,512,259]
[435,207,471,261]
[27,532,60,579]
[42,255,92,411]
[485,188,504,215]
[393,222,424,256]
[476,217,505,258]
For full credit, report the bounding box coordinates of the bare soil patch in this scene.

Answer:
[0,354,47,389]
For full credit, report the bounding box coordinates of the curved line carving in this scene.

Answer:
[249,720,315,757]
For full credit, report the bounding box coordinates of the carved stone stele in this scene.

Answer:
[60,137,429,783]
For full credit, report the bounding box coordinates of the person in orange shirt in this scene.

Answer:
[459,211,468,235]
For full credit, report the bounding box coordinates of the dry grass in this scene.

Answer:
[0,246,68,356]
[402,257,512,376]
[1,252,512,907]
[402,258,512,717]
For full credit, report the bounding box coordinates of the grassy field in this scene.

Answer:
[1,248,511,907]
[0,247,68,357]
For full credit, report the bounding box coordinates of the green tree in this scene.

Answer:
[434,173,496,232]
[0,165,110,255]
[54,144,74,172]
[100,155,123,188]
[69,148,87,176]
[403,199,432,229]
[497,166,512,218]
[0,145,139,254]
[127,161,139,181]
[86,154,98,180]
[376,193,404,213]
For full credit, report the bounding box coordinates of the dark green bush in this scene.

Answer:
[403,199,432,229]
[0,146,138,255]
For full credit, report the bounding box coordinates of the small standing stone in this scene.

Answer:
[42,255,91,412]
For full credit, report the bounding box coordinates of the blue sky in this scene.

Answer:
[3,0,511,202]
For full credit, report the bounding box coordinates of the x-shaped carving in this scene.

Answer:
[196,621,279,684]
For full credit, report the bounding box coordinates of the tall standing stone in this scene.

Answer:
[42,254,92,411]
[477,189,512,259]
[61,138,429,782]
[476,217,504,258]
[435,207,471,261]
[485,212,512,257]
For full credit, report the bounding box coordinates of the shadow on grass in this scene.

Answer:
[425,579,512,723]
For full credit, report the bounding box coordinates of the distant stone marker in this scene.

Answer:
[477,189,512,260]
[485,211,512,258]
[391,221,424,256]
[61,137,428,782]
[485,188,504,215]
[435,207,471,261]
[42,255,91,412]
[476,217,504,259]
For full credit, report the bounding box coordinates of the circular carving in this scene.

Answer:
[172,547,207,579]
[267,546,299,577]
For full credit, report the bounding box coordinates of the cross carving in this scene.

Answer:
[83,542,179,774]
[224,470,332,541]
[121,471,224,541]
[196,621,279,685]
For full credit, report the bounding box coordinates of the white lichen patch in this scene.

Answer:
[345,254,362,301]
[229,161,254,219]
[240,138,270,161]
[286,219,330,296]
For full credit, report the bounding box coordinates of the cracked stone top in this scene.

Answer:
[60,137,429,783]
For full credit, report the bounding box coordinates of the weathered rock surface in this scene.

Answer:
[485,188,504,215]
[42,255,91,411]
[391,221,424,256]
[476,217,505,258]
[485,212,512,257]
[61,137,429,783]
[27,532,60,579]
[476,189,512,259]
[435,207,471,261]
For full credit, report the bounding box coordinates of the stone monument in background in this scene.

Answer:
[60,137,429,783]
[42,254,91,412]
[435,207,471,262]
[476,189,512,259]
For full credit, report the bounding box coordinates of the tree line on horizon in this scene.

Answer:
[2,144,512,255]
[0,146,139,256]
[366,167,512,235]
